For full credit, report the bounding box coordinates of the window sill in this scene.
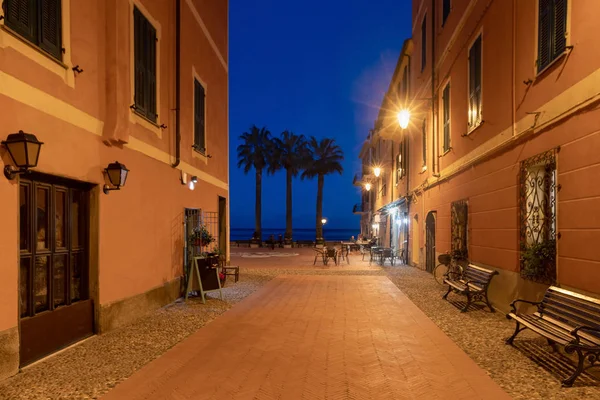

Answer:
[192,147,209,164]
[419,165,428,174]
[464,120,484,136]
[535,49,570,79]
[130,109,162,138]
[0,25,74,87]
[439,148,451,158]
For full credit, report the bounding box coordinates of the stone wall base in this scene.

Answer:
[0,326,19,381]
[97,277,182,334]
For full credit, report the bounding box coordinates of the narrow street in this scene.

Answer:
[100,274,509,400]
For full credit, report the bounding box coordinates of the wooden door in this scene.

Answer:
[425,211,436,273]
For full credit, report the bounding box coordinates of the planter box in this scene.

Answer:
[283,244,292,249]
[250,243,260,248]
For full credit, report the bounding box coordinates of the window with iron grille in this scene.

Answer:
[450,199,468,258]
[519,149,557,284]
[421,15,427,72]
[133,7,157,123]
[537,0,567,72]
[442,0,451,26]
[193,79,206,153]
[442,83,450,152]
[3,0,62,60]
[468,35,482,128]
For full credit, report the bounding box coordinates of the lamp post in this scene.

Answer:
[1,130,44,180]
[103,161,129,194]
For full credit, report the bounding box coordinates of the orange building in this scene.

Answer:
[357,0,600,309]
[0,0,228,377]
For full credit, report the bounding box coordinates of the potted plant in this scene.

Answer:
[189,225,215,247]
[520,239,556,283]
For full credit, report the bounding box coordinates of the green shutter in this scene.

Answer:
[553,0,567,57]
[194,80,206,151]
[443,84,450,151]
[39,0,62,60]
[538,0,552,71]
[4,0,36,43]
[133,7,157,122]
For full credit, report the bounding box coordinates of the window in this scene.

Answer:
[133,7,157,123]
[442,83,451,152]
[421,119,427,167]
[421,15,427,72]
[468,35,482,128]
[398,66,409,105]
[193,79,206,153]
[3,0,62,60]
[538,0,567,72]
[442,0,451,25]
[451,199,468,258]
[519,149,557,284]
[396,139,408,184]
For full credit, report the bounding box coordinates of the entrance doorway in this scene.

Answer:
[425,211,436,273]
[19,174,93,366]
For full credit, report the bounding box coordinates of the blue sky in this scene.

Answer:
[229,0,412,230]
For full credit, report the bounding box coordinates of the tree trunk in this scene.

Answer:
[285,168,293,240]
[316,174,324,241]
[255,169,262,239]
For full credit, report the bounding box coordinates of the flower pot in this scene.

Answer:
[193,239,202,246]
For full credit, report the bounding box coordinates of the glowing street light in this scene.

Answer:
[397,109,410,129]
[365,182,372,191]
[321,218,327,225]
[373,166,382,177]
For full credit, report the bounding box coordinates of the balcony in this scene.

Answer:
[353,172,372,187]
[353,204,367,214]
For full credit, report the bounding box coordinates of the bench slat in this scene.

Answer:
[509,313,571,345]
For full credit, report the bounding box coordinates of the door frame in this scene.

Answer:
[425,211,436,273]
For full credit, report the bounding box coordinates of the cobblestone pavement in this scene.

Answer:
[101,275,509,400]
[1,248,598,399]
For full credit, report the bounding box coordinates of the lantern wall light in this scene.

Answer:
[1,130,44,180]
[373,166,382,177]
[397,109,410,129]
[103,161,129,194]
[365,182,372,191]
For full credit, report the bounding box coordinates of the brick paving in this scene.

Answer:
[101,275,510,400]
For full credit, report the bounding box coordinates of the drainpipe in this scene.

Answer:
[431,0,439,176]
[511,0,517,137]
[172,0,181,168]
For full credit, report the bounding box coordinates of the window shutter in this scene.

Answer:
[422,119,427,166]
[4,0,36,42]
[443,0,451,25]
[146,23,157,121]
[134,8,146,115]
[443,84,450,150]
[194,80,206,151]
[538,0,552,70]
[553,0,567,57]
[421,16,427,71]
[39,0,61,59]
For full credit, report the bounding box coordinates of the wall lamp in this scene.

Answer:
[103,161,129,194]
[1,130,43,180]
[188,175,198,191]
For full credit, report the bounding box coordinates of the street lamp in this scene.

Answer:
[373,166,382,177]
[365,182,371,191]
[397,109,410,129]
[321,218,327,225]
[1,130,44,180]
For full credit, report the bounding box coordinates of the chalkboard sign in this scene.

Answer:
[185,256,223,304]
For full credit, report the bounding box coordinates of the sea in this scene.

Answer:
[231,228,359,242]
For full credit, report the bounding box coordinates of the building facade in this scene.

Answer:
[0,0,228,378]
[357,0,600,309]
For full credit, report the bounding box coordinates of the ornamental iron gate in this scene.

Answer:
[519,149,557,284]
[451,200,468,259]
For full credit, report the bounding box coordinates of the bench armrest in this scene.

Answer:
[509,299,542,314]
[570,326,600,344]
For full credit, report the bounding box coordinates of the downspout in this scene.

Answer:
[512,0,517,137]
[172,0,181,168]
[431,0,439,176]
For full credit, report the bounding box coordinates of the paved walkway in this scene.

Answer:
[101,276,510,400]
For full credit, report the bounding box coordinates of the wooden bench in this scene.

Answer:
[442,264,498,312]
[506,286,600,387]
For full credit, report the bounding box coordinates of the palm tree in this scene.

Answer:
[237,125,272,241]
[301,137,344,243]
[269,131,307,244]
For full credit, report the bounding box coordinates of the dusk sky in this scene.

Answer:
[229,0,412,230]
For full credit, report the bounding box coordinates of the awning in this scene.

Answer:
[377,197,407,213]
